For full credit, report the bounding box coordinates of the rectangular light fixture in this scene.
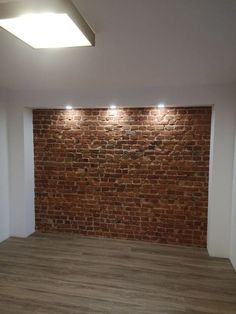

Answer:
[0,0,95,49]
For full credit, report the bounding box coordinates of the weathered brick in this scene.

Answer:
[33,107,211,247]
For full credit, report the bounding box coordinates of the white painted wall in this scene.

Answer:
[8,105,35,237]
[230,134,236,270]
[23,108,35,236]
[0,92,10,242]
[8,105,25,236]
[208,103,236,258]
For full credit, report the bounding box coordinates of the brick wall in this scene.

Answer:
[33,107,211,247]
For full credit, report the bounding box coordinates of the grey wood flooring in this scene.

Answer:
[0,233,235,314]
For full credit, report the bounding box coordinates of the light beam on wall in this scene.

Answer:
[66,105,73,110]
[0,0,95,49]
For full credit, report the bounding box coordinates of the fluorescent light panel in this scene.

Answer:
[0,0,95,49]
[0,13,90,48]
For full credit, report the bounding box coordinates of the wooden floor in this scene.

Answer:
[0,234,236,314]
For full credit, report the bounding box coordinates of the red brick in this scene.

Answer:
[33,107,211,247]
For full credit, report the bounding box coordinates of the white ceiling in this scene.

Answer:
[0,0,236,94]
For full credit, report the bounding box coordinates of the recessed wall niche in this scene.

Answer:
[33,107,211,247]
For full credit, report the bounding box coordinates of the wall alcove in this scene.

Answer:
[33,107,211,247]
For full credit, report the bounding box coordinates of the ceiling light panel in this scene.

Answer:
[0,0,95,49]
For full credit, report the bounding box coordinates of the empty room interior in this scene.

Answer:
[0,0,236,313]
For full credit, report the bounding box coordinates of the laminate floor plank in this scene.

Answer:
[0,233,235,314]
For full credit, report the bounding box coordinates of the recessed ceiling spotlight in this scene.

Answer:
[158,103,165,108]
[110,104,117,109]
[66,105,73,110]
[0,0,95,49]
